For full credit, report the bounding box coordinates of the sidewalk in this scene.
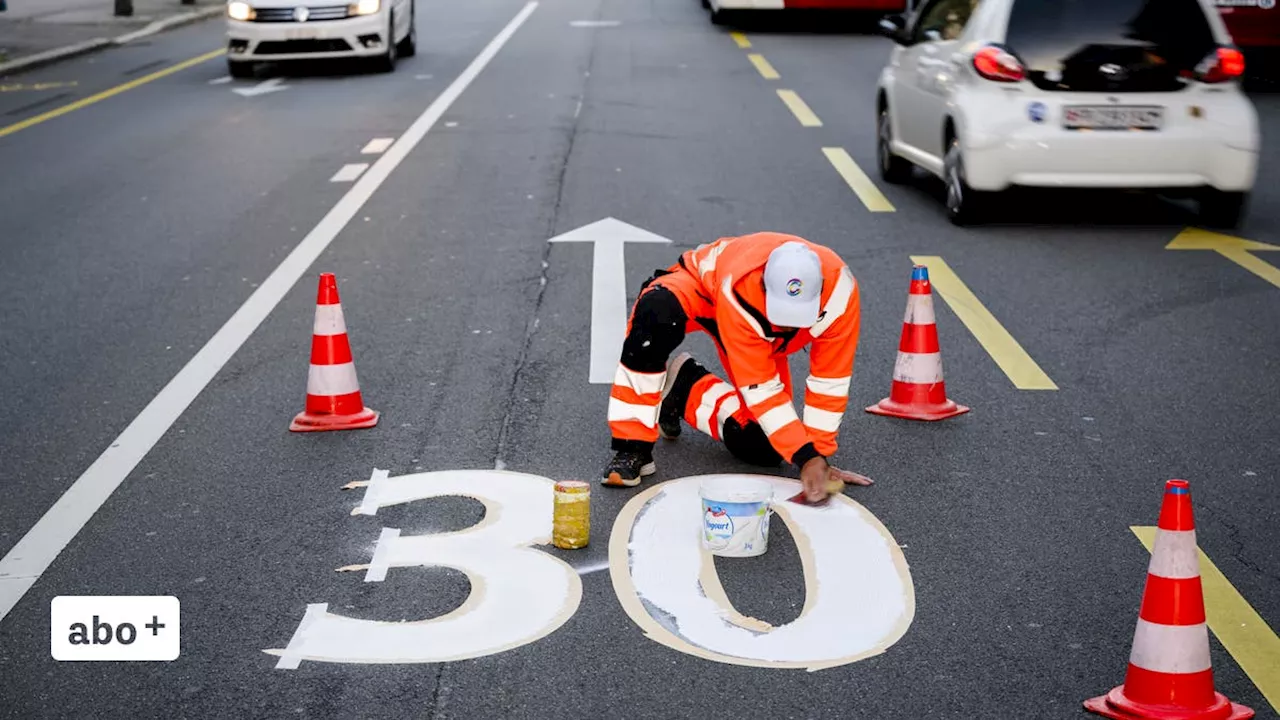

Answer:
[0,0,223,74]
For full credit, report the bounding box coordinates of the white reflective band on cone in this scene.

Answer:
[313,304,349,337]
[757,403,800,436]
[1148,529,1202,580]
[714,396,742,435]
[1129,619,1212,674]
[694,383,735,437]
[307,362,361,396]
[614,366,666,396]
[893,352,943,385]
[740,376,785,407]
[804,406,843,433]
[903,293,936,326]
[806,375,851,398]
[608,398,659,428]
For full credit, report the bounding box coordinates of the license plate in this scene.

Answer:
[285,27,320,40]
[1064,106,1164,130]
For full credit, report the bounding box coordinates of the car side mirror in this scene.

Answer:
[879,15,910,45]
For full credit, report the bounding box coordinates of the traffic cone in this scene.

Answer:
[1084,479,1254,720]
[290,273,380,432]
[865,265,968,421]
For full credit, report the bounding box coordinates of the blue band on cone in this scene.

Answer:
[911,266,929,281]
[1166,486,1190,495]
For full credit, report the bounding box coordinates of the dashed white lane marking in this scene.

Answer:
[0,0,541,626]
[330,163,370,182]
[208,76,232,85]
[569,20,620,27]
[361,138,395,154]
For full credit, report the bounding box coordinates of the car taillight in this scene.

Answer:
[1193,47,1246,83]
[972,46,1025,83]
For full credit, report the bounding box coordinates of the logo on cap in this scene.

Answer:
[786,279,802,296]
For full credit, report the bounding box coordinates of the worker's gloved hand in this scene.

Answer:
[800,456,831,502]
[829,466,874,486]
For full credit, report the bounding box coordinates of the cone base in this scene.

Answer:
[290,407,380,432]
[1084,688,1254,720]
[865,397,970,422]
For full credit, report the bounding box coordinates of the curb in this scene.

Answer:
[112,6,223,45]
[0,6,222,77]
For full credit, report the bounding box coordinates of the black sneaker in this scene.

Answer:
[659,352,703,440]
[601,451,657,488]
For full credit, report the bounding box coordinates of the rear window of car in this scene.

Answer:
[1005,0,1221,92]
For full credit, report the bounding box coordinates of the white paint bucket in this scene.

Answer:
[699,477,773,557]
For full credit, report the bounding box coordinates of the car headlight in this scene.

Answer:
[227,1,254,21]
[349,0,379,15]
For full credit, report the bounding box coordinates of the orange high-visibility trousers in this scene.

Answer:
[608,268,787,466]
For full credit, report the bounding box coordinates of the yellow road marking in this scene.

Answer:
[0,81,80,93]
[730,31,751,48]
[0,49,224,140]
[1132,526,1280,714]
[908,255,1058,390]
[822,147,894,213]
[1167,228,1280,290]
[776,89,821,127]
[747,53,779,80]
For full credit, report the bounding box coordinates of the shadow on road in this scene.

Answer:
[239,57,402,80]
[902,174,1204,228]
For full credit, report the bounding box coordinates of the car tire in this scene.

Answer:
[710,8,736,25]
[374,11,398,73]
[1199,190,1248,230]
[701,0,710,8]
[943,139,987,226]
[227,59,255,79]
[877,105,913,185]
[397,2,416,58]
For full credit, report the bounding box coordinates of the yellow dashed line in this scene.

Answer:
[747,54,779,80]
[776,89,821,127]
[822,147,894,213]
[0,49,224,140]
[730,31,751,48]
[908,255,1058,390]
[1132,526,1280,714]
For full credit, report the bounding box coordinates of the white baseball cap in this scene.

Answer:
[763,241,824,328]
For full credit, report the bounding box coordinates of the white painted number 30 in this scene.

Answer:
[266,469,914,671]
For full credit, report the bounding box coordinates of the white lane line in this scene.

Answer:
[569,20,620,27]
[208,76,232,85]
[330,163,369,183]
[361,138,395,154]
[0,0,540,625]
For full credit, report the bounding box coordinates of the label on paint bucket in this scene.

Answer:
[700,479,773,558]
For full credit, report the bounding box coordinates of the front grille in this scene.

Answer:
[254,38,353,54]
[253,6,350,22]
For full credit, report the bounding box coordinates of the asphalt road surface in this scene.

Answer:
[1,1,1278,718]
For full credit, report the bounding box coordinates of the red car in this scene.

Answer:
[1216,0,1280,73]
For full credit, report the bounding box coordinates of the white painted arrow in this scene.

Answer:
[232,77,289,97]
[548,218,673,384]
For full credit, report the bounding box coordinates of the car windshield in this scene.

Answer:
[1005,0,1220,92]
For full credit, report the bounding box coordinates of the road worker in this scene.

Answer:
[602,232,872,504]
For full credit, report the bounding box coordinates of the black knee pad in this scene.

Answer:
[620,286,688,374]
[722,418,783,467]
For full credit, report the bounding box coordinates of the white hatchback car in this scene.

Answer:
[225,0,416,77]
[875,0,1261,227]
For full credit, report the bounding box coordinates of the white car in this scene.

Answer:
[225,0,416,77]
[875,0,1260,227]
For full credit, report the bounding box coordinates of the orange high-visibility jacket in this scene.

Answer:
[671,233,861,464]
